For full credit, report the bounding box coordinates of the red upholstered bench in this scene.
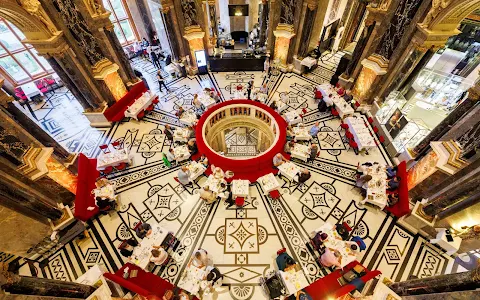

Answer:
[74,153,100,222]
[104,81,148,122]
[304,261,381,299]
[104,263,199,299]
[384,161,410,218]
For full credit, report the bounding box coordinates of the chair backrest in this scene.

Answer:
[276,248,286,255]
[379,136,385,143]
[133,221,143,231]
[342,222,352,232]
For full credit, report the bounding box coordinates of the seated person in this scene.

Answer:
[286,126,294,141]
[386,166,397,178]
[200,186,217,204]
[259,83,268,94]
[166,148,176,163]
[387,193,399,207]
[118,238,139,258]
[175,106,185,118]
[284,257,298,272]
[198,155,209,168]
[135,223,152,239]
[309,122,320,136]
[187,139,198,154]
[95,177,111,189]
[177,166,191,185]
[284,141,295,154]
[95,196,116,211]
[164,125,175,141]
[343,89,353,102]
[193,94,202,110]
[187,126,196,139]
[150,247,169,265]
[189,248,209,268]
[273,153,288,167]
[320,247,342,268]
[212,166,225,179]
[298,169,311,184]
[204,266,223,288]
[270,100,278,110]
[309,144,319,161]
[220,182,234,205]
[276,252,296,271]
[387,175,401,191]
[317,98,328,112]
[356,175,372,196]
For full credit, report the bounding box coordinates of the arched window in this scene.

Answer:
[103,0,138,45]
[0,18,53,85]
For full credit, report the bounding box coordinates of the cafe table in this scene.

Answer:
[232,179,250,198]
[257,173,281,194]
[131,223,171,269]
[279,268,309,296]
[290,144,310,162]
[313,222,358,268]
[292,126,311,141]
[97,149,131,170]
[361,164,388,209]
[177,264,207,296]
[124,91,156,120]
[187,161,206,182]
[278,161,301,181]
[173,145,191,163]
[203,175,226,193]
[179,111,198,126]
[173,128,191,143]
[284,110,302,125]
[345,117,377,150]
[198,92,216,109]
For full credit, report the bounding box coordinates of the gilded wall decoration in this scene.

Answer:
[52,0,105,65]
[181,0,198,27]
[352,67,377,101]
[407,150,439,190]
[46,156,78,194]
[18,0,59,34]
[328,0,341,22]
[376,0,423,60]
[274,37,290,66]
[419,0,453,28]
[280,0,296,25]
[104,72,128,101]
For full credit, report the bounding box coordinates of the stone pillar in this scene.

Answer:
[161,1,182,61]
[420,157,480,218]
[413,87,480,157]
[259,0,269,46]
[352,54,388,103]
[388,265,480,296]
[1,263,96,298]
[339,0,367,50]
[178,0,205,72]
[267,0,280,55]
[202,0,214,55]
[0,88,70,161]
[273,24,295,69]
[296,0,318,59]
[132,0,157,43]
[183,26,206,72]
[338,19,376,88]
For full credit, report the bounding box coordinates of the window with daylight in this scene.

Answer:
[0,18,53,85]
[103,0,138,45]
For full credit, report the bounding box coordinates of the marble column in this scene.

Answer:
[133,0,157,43]
[420,157,480,218]
[413,88,480,157]
[388,265,480,296]
[437,190,480,220]
[202,0,214,55]
[267,0,280,55]
[179,0,206,72]
[1,265,96,298]
[259,0,269,47]
[352,54,388,103]
[339,0,367,50]
[296,0,318,59]
[161,3,182,61]
[339,19,376,88]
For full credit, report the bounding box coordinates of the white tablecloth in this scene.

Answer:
[278,162,301,181]
[279,269,309,296]
[284,110,302,125]
[179,112,197,126]
[318,86,354,117]
[232,180,250,198]
[93,184,115,199]
[290,144,310,162]
[198,92,216,109]
[277,101,288,113]
[173,128,191,143]
[131,223,170,269]
[361,164,388,209]
[21,82,42,99]
[314,222,358,268]
[186,161,206,181]
[178,265,207,296]
[258,173,280,193]
[173,145,191,162]
[97,149,130,170]
[345,117,377,150]
[125,91,156,120]
[301,57,317,68]
[203,175,226,193]
[256,92,268,103]
[292,127,311,141]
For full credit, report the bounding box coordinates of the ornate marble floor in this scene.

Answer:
[10,62,458,300]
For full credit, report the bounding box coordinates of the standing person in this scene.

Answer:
[264,57,270,76]
[247,80,253,100]
[150,51,161,69]
[141,37,149,59]
[157,70,169,93]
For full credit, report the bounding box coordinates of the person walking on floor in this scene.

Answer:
[157,70,169,93]
[247,80,253,100]
[150,51,161,69]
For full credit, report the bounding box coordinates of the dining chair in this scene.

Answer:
[99,144,110,154]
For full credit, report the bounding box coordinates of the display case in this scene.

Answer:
[391,121,430,152]
[413,68,472,112]
[375,92,407,124]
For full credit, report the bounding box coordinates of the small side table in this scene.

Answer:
[430,228,462,255]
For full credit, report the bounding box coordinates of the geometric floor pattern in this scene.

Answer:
[11,60,457,299]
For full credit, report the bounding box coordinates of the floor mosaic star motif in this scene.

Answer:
[12,61,461,300]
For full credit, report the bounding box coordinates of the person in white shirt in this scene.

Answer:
[188,249,209,268]
[166,148,176,163]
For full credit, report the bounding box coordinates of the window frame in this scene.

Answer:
[0,18,54,86]
[103,0,139,46]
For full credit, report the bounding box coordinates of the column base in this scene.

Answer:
[338,73,354,89]
[48,205,75,231]
[83,105,112,128]
[292,57,303,74]
[401,201,436,235]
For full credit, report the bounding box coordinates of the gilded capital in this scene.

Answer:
[18,0,60,35]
